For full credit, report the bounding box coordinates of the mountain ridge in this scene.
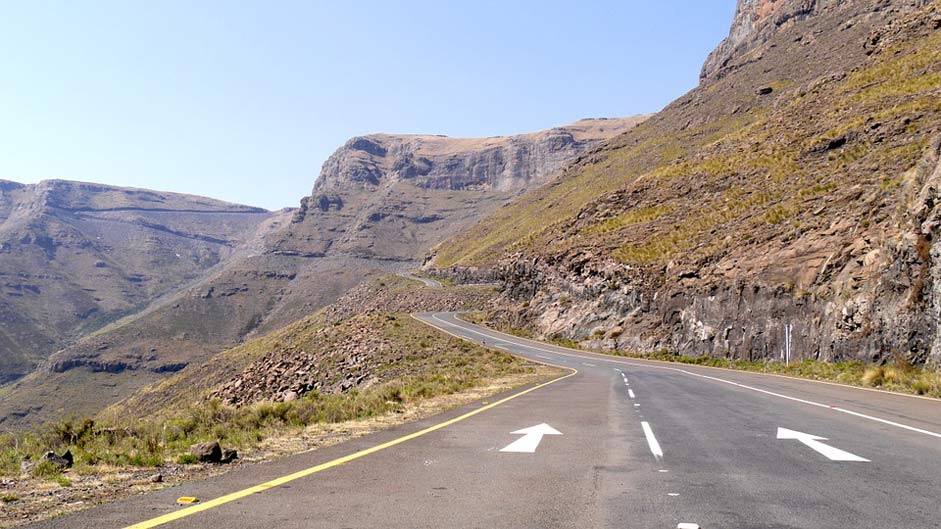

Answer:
[0,117,645,426]
[0,179,272,384]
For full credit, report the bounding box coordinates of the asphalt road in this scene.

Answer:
[32,312,941,529]
[397,271,443,288]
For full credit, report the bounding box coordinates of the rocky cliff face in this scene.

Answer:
[0,117,644,426]
[311,118,643,194]
[283,118,646,261]
[701,0,933,82]
[444,0,941,367]
[0,179,270,383]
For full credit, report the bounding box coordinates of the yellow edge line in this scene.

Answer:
[125,330,576,528]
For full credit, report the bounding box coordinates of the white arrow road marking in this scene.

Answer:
[426,314,941,440]
[500,423,562,453]
[641,421,663,461]
[776,427,869,462]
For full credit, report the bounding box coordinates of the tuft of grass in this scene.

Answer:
[0,494,18,503]
[862,366,886,386]
[31,460,60,479]
[29,460,72,487]
[176,454,199,465]
[583,205,673,235]
[763,204,794,225]
[861,363,941,396]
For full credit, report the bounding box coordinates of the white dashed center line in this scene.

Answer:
[641,421,663,461]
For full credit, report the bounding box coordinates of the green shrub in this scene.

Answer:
[0,449,20,476]
[31,460,60,479]
[127,453,164,467]
[177,454,199,465]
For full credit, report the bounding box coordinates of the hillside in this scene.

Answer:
[0,118,643,427]
[0,179,271,383]
[430,0,941,366]
[105,274,499,419]
[0,276,549,526]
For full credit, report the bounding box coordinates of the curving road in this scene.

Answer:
[397,271,443,288]
[30,312,941,529]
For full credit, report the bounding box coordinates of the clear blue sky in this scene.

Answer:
[0,1,734,210]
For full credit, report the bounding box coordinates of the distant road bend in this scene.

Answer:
[32,313,941,529]
[397,271,443,288]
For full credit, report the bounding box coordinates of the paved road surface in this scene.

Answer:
[397,272,443,288]
[32,312,941,529]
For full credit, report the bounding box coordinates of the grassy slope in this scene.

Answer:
[106,274,499,418]
[430,105,760,267]
[432,3,941,273]
[1,296,543,478]
[563,29,941,272]
[0,306,551,526]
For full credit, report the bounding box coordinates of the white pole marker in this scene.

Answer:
[776,427,869,462]
[500,423,562,453]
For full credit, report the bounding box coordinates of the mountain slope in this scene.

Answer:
[0,117,645,426]
[0,179,271,383]
[104,274,497,419]
[431,0,941,366]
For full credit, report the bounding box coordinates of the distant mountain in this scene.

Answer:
[0,117,646,426]
[282,118,648,261]
[0,179,271,384]
[430,0,941,365]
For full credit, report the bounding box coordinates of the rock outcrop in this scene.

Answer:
[282,118,647,260]
[208,318,393,406]
[700,0,932,82]
[310,118,645,195]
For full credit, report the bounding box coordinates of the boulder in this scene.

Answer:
[220,448,239,464]
[189,442,222,463]
[43,449,73,469]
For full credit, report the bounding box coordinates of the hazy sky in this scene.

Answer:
[1,1,734,210]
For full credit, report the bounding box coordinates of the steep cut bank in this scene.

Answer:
[0,117,644,427]
[0,179,270,384]
[432,0,941,367]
